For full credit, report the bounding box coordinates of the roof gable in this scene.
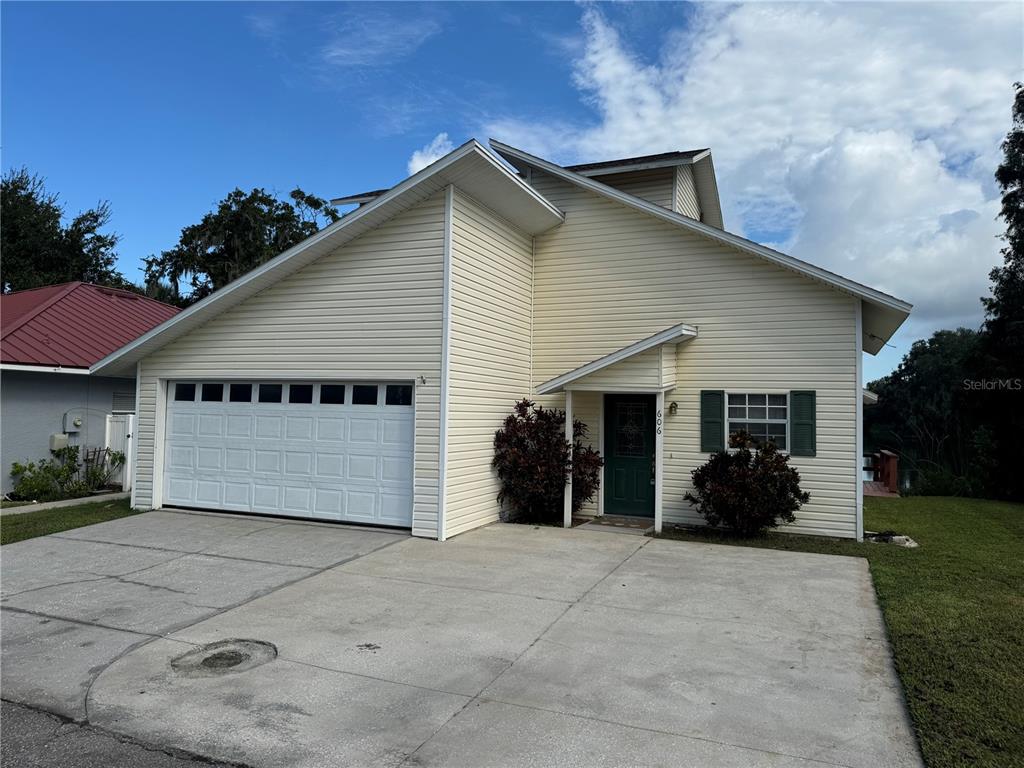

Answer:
[490,139,910,355]
[1,282,181,368]
[92,140,564,376]
[537,324,697,394]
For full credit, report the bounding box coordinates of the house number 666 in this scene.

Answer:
[656,410,663,435]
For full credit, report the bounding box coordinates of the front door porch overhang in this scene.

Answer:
[544,324,697,534]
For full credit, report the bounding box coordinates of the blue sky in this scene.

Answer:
[3,2,1020,382]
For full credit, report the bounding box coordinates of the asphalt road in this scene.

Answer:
[0,701,238,768]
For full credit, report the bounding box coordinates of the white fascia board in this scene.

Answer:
[468,142,565,224]
[91,140,562,378]
[862,389,879,405]
[536,323,697,395]
[490,140,913,319]
[574,151,710,177]
[1,363,90,375]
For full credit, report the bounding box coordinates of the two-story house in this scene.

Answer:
[92,140,910,541]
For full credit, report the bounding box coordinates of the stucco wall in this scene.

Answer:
[0,370,133,493]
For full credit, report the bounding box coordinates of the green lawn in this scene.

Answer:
[658,496,1024,768]
[0,498,141,545]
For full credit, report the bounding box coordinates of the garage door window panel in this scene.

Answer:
[386,385,413,406]
[320,385,346,405]
[175,383,196,402]
[230,384,252,403]
[259,384,283,403]
[353,385,379,405]
[289,384,313,404]
[202,383,224,402]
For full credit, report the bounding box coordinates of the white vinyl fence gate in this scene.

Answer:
[105,413,135,491]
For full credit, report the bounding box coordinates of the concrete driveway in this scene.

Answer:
[1,510,921,767]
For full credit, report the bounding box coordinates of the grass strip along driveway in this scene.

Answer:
[660,496,1024,768]
[0,498,140,545]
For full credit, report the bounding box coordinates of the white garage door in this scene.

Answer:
[163,381,414,527]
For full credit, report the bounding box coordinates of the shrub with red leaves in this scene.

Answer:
[684,431,810,537]
[493,399,604,525]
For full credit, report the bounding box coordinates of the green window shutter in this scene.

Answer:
[790,390,816,457]
[700,390,725,452]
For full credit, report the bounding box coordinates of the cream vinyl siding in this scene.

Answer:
[661,345,677,389]
[568,348,662,391]
[596,168,675,210]
[444,189,533,537]
[133,193,446,538]
[674,166,701,220]
[569,389,602,516]
[530,171,859,538]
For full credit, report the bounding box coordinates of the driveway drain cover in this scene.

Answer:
[171,639,277,678]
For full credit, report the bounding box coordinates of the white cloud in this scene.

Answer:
[408,132,455,175]
[245,14,280,43]
[321,10,442,68]
[484,3,1020,365]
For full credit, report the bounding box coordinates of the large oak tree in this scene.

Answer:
[144,187,340,305]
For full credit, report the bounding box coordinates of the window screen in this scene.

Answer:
[112,390,136,412]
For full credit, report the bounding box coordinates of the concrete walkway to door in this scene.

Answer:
[1,509,922,767]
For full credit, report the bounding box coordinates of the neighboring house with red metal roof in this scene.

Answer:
[1,282,180,494]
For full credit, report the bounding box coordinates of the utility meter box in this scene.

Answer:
[49,433,69,451]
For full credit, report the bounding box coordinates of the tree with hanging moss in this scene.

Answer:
[143,187,340,305]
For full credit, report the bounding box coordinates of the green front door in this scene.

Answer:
[604,394,656,517]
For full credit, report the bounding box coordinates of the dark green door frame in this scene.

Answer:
[603,394,656,517]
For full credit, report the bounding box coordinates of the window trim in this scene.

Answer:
[724,390,790,454]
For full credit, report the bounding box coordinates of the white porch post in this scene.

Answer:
[655,390,665,533]
[564,389,574,528]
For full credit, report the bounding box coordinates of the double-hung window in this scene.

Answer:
[727,393,788,450]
